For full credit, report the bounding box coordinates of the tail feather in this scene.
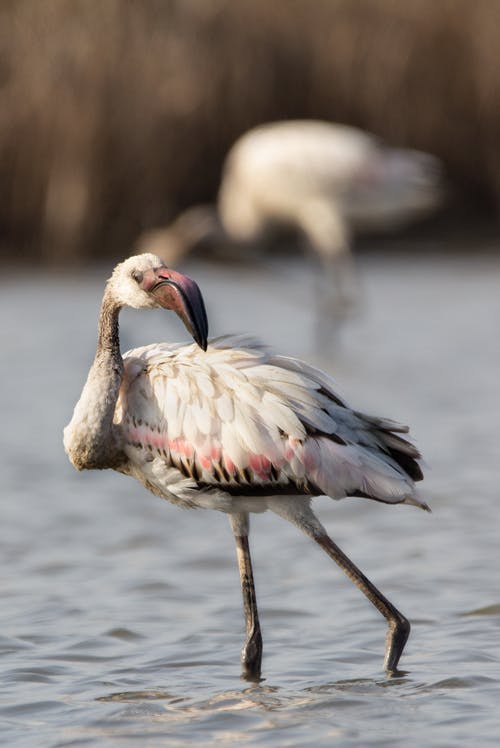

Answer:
[355,410,424,484]
[311,437,428,510]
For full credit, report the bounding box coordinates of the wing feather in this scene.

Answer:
[116,337,424,507]
[216,391,234,422]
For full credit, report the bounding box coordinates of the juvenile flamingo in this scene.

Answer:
[64,253,428,678]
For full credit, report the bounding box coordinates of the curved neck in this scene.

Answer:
[96,290,121,359]
[63,290,126,471]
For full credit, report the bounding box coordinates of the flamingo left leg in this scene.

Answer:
[229,512,263,680]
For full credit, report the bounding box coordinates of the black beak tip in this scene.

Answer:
[192,318,208,351]
[195,299,209,352]
[167,277,208,352]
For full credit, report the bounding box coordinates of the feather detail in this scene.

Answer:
[115,335,424,509]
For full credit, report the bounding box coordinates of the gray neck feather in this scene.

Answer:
[64,290,126,471]
[96,289,121,359]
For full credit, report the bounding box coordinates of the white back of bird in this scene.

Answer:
[218,120,442,242]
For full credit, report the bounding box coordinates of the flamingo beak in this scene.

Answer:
[141,267,209,350]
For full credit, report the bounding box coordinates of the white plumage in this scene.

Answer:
[64,253,428,678]
[218,121,441,240]
[114,335,425,513]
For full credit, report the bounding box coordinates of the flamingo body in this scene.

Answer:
[218,120,442,243]
[115,335,424,514]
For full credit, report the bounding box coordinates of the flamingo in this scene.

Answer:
[64,252,428,679]
[139,120,442,343]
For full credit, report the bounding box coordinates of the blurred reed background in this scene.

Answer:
[1,0,499,265]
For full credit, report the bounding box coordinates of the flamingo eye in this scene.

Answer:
[132,270,143,284]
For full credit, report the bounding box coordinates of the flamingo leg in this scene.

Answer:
[229,512,263,680]
[298,201,359,349]
[269,498,410,674]
[314,531,410,673]
[314,248,360,349]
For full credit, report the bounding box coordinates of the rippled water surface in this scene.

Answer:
[1,250,499,746]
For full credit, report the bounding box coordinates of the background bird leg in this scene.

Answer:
[299,200,359,349]
[229,512,263,680]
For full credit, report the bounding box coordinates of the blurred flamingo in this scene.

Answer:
[139,120,442,343]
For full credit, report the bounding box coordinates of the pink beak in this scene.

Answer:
[140,267,208,350]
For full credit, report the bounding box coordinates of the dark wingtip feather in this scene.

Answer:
[387,448,424,482]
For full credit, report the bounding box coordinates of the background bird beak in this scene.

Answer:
[141,267,209,350]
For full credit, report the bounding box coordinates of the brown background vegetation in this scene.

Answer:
[1,0,499,263]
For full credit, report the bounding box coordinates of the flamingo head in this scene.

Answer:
[108,253,208,350]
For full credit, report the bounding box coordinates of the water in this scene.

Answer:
[1,250,499,746]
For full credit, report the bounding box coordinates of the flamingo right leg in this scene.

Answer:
[268,497,410,674]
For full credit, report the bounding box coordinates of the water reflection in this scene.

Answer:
[1,251,500,746]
